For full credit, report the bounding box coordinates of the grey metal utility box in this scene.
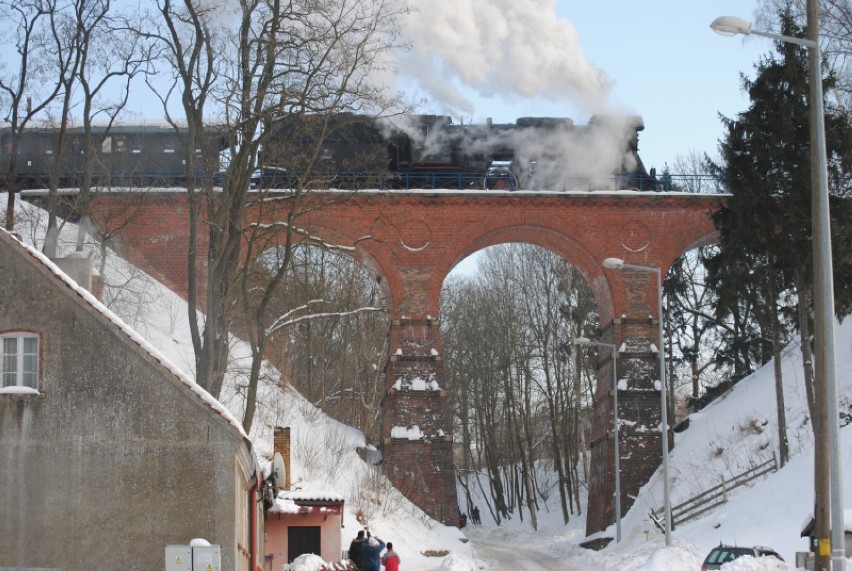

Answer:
[165,544,221,571]
[795,552,815,571]
[192,546,221,571]
[165,546,192,571]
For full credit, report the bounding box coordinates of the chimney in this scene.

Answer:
[51,255,102,301]
[274,427,291,490]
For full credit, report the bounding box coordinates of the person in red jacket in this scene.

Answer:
[381,542,400,571]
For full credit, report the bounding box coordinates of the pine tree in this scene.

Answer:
[707,10,852,464]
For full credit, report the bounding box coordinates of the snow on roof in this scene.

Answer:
[0,228,250,443]
[280,489,345,503]
[270,489,344,514]
[800,509,852,535]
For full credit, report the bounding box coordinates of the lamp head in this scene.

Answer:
[710,16,752,37]
[575,337,591,346]
[603,257,625,269]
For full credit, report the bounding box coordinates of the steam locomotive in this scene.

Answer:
[0,114,657,191]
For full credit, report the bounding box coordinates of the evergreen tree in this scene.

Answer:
[707,10,852,463]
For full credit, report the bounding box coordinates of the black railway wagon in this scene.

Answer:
[0,124,226,188]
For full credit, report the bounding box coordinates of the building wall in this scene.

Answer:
[0,233,255,571]
[265,512,343,564]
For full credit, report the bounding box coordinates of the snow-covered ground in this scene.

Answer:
[6,194,851,571]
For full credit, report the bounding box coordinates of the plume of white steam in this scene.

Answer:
[398,0,613,115]
[506,117,641,189]
[377,114,642,190]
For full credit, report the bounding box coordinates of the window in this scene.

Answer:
[2,333,40,389]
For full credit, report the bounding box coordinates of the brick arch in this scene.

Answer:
[436,224,615,324]
[683,229,721,253]
[88,190,725,533]
[277,222,395,312]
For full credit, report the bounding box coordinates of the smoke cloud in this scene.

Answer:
[376,114,644,191]
[398,0,613,116]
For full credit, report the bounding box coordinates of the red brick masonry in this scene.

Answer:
[92,190,722,531]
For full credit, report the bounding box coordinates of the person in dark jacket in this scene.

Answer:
[361,535,386,571]
[349,530,368,570]
[381,541,400,571]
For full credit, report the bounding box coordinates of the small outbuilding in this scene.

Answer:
[263,427,346,566]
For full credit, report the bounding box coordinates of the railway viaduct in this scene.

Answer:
[88,189,722,536]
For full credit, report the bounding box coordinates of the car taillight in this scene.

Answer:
[700,566,707,571]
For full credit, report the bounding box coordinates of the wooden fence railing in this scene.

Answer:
[650,455,778,530]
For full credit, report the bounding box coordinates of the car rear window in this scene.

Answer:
[705,547,753,564]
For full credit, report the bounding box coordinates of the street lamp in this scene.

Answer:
[711,11,845,570]
[575,337,621,543]
[602,257,671,546]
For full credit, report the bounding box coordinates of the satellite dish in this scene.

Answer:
[272,452,286,496]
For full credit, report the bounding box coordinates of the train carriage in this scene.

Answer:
[1,124,227,188]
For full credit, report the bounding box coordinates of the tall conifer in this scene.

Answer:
[707,10,852,462]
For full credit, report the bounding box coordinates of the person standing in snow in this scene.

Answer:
[381,542,400,571]
[349,530,368,570]
[471,506,481,525]
[361,534,386,571]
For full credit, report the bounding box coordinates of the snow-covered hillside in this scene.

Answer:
[6,194,851,570]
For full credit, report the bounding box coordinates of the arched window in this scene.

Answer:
[1,332,40,390]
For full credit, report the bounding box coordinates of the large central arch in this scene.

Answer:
[90,189,723,532]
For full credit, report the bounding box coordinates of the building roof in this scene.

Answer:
[270,489,344,515]
[280,489,345,503]
[800,510,852,536]
[0,228,251,445]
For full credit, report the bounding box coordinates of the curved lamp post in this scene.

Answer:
[575,337,621,543]
[602,257,671,546]
[711,12,844,570]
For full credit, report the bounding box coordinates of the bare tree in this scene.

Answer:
[0,0,65,230]
[69,0,151,251]
[143,0,408,430]
[237,238,388,432]
[36,0,152,256]
[41,0,82,257]
[441,244,598,528]
[665,248,724,402]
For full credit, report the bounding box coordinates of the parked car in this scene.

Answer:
[701,545,784,570]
